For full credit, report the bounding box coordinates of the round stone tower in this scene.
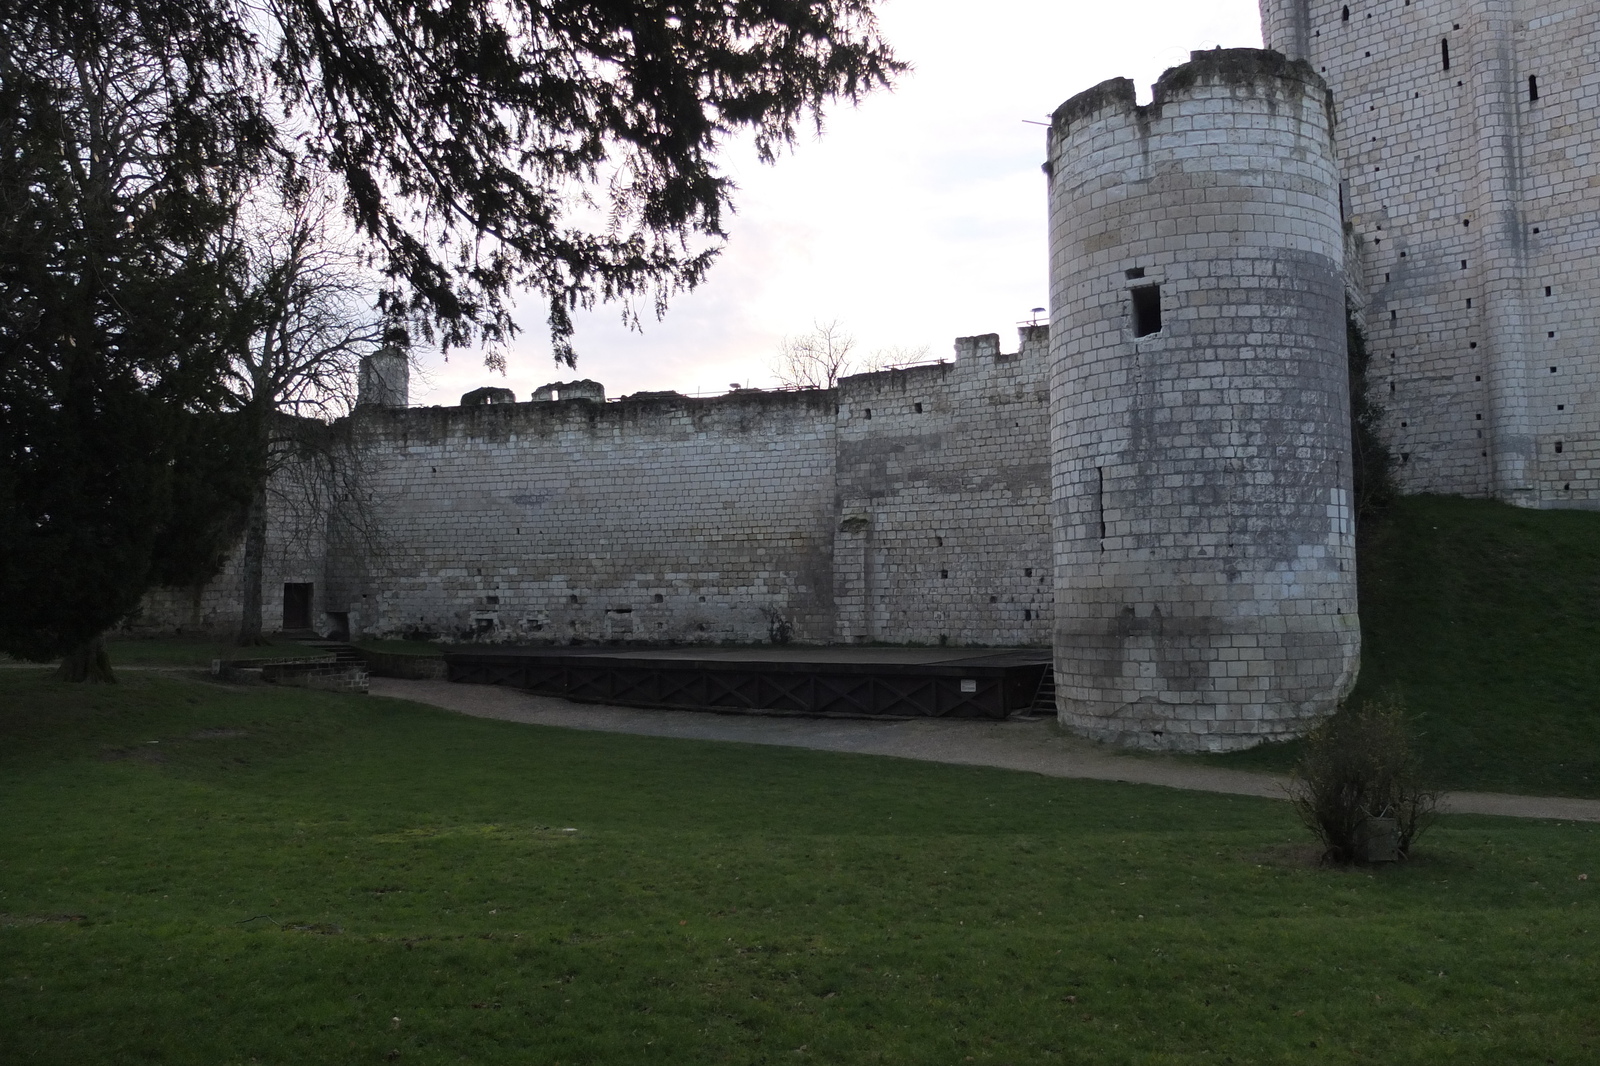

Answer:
[1045,48,1358,752]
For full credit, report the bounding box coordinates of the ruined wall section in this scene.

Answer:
[1047,49,1359,751]
[341,391,839,643]
[1264,0,1600,507]
[832,327,1053,646]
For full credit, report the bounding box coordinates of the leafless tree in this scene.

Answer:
[771,321,933,389]
[872,343,933,368]
[227,172,387,644]
[772,319,856,389]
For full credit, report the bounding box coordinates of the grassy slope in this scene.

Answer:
[2,671,1597,1065]
[1208,495,1600,797]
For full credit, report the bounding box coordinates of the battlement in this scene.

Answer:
[1050,49,1328,146]
[347,328,1052,454]
[953,324,1050,364]
[1049,77,1137,140]
[1152,47,1324,104]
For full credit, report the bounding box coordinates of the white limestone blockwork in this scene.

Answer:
[1046,49,1360,751]
[1262,0,1600,508]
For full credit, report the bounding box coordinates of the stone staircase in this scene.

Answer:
[211,639,369,693]
[292,639,363,664]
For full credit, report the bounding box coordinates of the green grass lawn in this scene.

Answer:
[98,637,333,668]
[3,671,1597,1065]
[1204,495,1600,798]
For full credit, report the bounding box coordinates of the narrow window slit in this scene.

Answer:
[1131,284,1162,337]
[1095,467,1107,545]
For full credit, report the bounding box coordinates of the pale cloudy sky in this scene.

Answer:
[411,0,1264,407]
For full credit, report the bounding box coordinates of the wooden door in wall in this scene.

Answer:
[282,583,314,631]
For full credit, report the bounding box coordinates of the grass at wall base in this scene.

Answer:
[1207,494,1600,798]
[3,670,1598,1065]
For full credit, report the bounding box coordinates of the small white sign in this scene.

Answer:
[960,678,977,693]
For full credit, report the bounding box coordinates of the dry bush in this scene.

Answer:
[1291,694,1440,865]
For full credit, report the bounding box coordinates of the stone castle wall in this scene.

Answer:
[833,327,1053,646]
[339,386,841,645]
[1262,0,1600,507]
[1046,49,1360,750]
[135,329,1055,647]
[134,462,332,636]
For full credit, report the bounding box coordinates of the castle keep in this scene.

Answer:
[1262,0,1600,503]
[137,1,1599,750]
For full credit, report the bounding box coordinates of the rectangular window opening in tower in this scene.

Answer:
[1131,285,1162,337]
[1529,75,1539,102]
[1441,39,1450,71]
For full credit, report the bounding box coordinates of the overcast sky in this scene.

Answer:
[410,0,1264,407]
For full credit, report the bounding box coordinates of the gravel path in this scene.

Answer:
[372,678,1600,823]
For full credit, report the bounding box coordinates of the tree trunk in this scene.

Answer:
[236,479,268,646]
[56,633,116,683]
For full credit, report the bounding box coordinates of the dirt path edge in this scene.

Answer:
[371,679,1600,823]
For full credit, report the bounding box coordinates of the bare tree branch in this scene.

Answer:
[770,321,923,389]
